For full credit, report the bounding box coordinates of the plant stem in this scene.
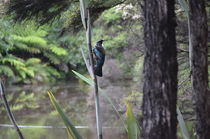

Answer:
[0,81,24,139]
[86,10,102,139]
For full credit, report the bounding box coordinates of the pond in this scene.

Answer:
[0,80,128,139]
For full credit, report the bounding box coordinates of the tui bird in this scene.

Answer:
[93,40,106,77]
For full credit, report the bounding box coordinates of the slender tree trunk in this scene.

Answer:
[189,0,210,138]
[142,0,178,138]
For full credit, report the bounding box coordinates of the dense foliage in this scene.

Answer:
[0,2,142,84]
[1,0,210,88]
[0,0,210,138]
[0,19,67,83]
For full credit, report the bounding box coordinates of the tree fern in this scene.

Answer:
[0,55,25,67]
[0,18,69,83]
[0,29,14,53]
[0,65,15,77]
[25,58,41,65]
[12,21,48,37]
[15,66,34,79]
[43,52,61,64]
[49,44,67,56]
[0,40,10,52]
[14,42,41,54]
[13,35,48,49]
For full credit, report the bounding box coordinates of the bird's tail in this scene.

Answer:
[94,65,103,77]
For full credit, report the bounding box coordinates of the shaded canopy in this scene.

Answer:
[7,0,125,30]
[7,0,70,24]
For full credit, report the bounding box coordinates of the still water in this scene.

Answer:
[0,80,127,139]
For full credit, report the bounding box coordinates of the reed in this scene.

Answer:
[79,0,102,138]
[48,91,83,139]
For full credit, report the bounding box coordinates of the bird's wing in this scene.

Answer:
[93,48,101,59]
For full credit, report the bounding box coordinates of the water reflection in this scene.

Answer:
[0,80,127,139]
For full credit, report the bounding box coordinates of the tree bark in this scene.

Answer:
[189,0,210,138]
[142,0,178,139]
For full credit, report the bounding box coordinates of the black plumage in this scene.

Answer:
[93,40,105,77]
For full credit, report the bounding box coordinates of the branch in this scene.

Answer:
[79,0,102,137]
[177,48,189,53]
[0,81,24,139]
[85,10,102,139]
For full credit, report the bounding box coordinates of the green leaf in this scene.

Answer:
[48,91,83,139]
[18,66,35,78]
[18,70,26,79]
[0,56,25,67]
[15,42,41,54]
[44,52,61,64]
[26,58,41,65]
[126,103,140,139]
[49,44,68,56]
[13,35,47,49]
[72,70,94,86]
[0,65,15,77]
[177,107,189,139]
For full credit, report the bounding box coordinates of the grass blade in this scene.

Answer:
[72,70,94,86]
[72,70,128,132]
[177,107,189,139]
[126,103,140,139]
[48,91,83,139]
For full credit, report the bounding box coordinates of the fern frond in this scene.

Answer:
[49,44,67,56]
[44,66,60,77]
[13,21,48,37]
[0,37,13,52]
[16,66,35,78]
[0,18,68,82]
[15,42,41,54]
[0,40,9,50]
[0,65,15,77]
[17,69,26,79]
[0,55,25,67]
[43,52,61,64]
[13,35,47,49]
[25,58,41,65]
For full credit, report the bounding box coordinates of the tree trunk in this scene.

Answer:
[189,0,210,138]
[142,0,178,139]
